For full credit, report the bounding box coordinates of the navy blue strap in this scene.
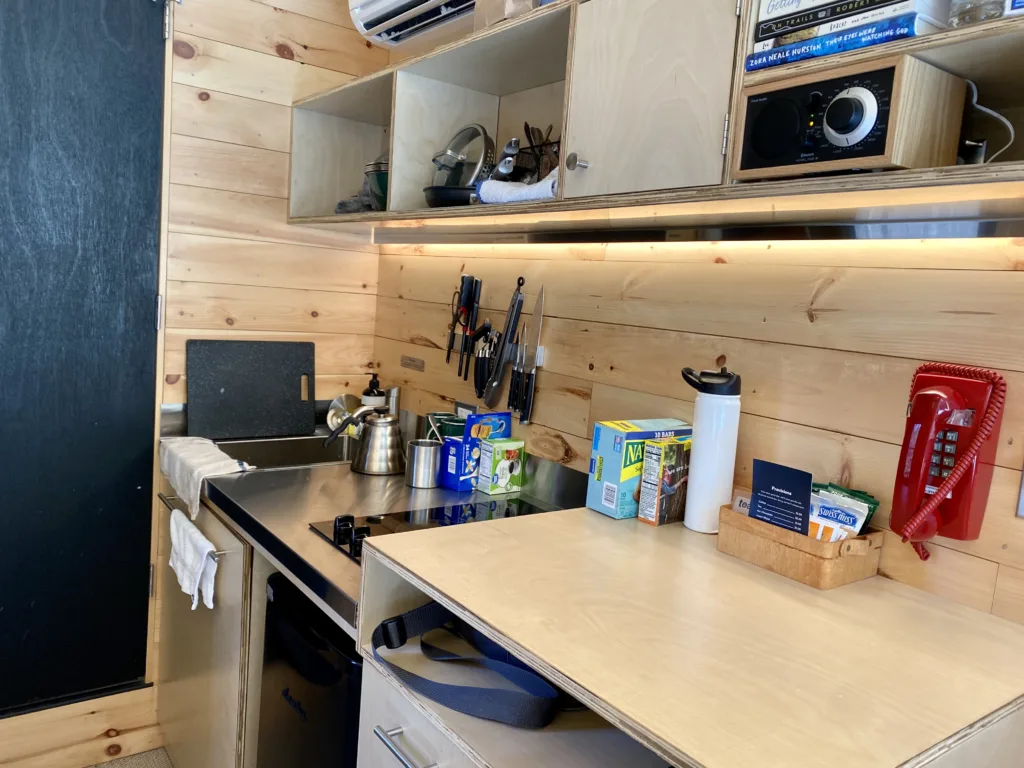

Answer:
[371,602,559,729]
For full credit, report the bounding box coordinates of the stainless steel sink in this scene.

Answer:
[216,430,353,469]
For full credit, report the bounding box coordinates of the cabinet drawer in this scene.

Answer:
[358,662,477,768]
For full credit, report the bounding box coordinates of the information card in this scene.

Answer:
[749,459,812,535]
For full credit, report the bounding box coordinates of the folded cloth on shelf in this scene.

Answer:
[159,437,252,519]
[169,509,218,610]
[477,169,558,205]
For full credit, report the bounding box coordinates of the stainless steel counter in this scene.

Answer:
[205,458,585,631]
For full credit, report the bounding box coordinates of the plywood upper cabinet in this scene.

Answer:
[561,0,740,199]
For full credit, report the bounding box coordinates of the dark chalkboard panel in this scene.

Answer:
[187,341,317,439]
[0,0,164,715]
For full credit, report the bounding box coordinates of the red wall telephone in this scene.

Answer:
[890,363,1006,560]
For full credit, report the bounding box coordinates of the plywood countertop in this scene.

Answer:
[366,508,1024,768]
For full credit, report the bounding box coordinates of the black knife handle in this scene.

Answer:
[474,355,486,398]
[508,366,519,410]
[521,371,536,424]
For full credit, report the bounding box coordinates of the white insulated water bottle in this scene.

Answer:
[682,367,741,534]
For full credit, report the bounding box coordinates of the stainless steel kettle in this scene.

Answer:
[324,405,406,475]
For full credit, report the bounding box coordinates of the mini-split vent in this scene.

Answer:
[350,0,476,47]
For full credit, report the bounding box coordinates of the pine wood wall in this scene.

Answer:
[373,240,1024,624]
[160,0,389,405]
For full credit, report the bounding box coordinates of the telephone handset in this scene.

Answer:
[890,363,1006,560]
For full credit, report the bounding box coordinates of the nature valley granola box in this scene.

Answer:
[586,419,692,519]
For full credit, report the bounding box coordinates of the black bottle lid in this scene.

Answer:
[363,373,384,397]
[682,367,741,396]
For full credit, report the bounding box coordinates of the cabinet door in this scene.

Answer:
[561,0,739,198]
[157,498,252,768]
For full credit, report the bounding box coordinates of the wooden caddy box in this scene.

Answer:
[717,506,883,589]
[731,54,967,181]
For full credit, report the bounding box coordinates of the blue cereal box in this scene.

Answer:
[439,412,513,491]
[587,419,692,519]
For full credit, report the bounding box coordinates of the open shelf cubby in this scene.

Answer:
[289,2,572,219]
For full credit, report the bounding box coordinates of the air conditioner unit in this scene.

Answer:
[350,0,476,47]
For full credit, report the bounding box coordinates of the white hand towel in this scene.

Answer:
[159,437,252,519]
[478,169,558,205]
[169,509,219,610]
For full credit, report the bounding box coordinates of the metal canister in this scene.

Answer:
[405,439,443,488]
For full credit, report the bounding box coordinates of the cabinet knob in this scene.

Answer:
[566,152,590,171]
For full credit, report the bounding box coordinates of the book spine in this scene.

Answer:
[752,0,914,51]
[745,13,929,72]
[755,0,904,41]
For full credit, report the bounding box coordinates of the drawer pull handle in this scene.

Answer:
[374,726,438,768]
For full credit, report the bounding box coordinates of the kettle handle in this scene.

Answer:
[324,416,356,448]
[323,404,385,447]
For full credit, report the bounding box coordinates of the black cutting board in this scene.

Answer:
[186,340,315,439]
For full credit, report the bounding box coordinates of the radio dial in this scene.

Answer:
[823,87,878,147]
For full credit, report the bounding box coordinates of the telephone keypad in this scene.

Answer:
[936,431,946,440]
[945,431,958,442]
[929,466,941,477]
[944,443,957,455]
[942,456,956,467]
[941,469,952,478]
[931,454,941,465]
[934,441,944,452]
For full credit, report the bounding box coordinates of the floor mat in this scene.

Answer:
[89,748,172,768]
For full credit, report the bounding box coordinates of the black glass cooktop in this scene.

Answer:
[310,496,552,563]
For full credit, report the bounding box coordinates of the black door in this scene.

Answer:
[0,0,164,716]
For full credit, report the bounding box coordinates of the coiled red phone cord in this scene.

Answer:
[899,363,1006,561]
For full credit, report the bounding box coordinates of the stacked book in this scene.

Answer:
[746,0,951,71]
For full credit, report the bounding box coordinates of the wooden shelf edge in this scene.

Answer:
[287,161,1024,234]
[742,15,1024,87]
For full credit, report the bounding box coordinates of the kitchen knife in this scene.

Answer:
[482,278,525,408]
[508,328,525,411]
[520,286,544,424]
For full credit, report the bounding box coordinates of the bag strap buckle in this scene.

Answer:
[381,615,408,649]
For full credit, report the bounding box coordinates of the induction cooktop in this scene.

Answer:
[310,496,552,563]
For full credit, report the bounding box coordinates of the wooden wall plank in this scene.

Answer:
[373,337,592,438]
[168,184,374,251]
[164,329,374,377]
[166,281,376,334]
[378,255,1024,371]
[0,687,161,768]
[879,531,999,612]
[993,565,1024,626]
[251,0,356,30]
[170,134,289,198]
[375,296,1024,471]
[172,32,353,106]
[168,233,378,293]
[171,83,291,152]
[176,0,386,76]
[381,239,1024,270]
[510,422,590,472]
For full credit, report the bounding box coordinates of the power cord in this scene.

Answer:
[966,79,1015,163]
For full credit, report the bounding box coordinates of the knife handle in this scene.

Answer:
[508,364,520,411]
[520,371,536,424]
[475,353,488,399]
